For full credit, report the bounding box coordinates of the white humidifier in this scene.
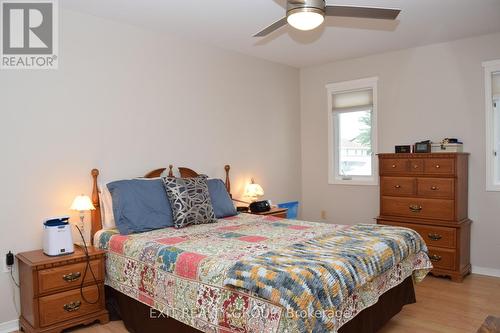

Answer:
[43,216,74,256]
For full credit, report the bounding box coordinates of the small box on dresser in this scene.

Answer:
[377,153,471,282]
[16,246,109,333]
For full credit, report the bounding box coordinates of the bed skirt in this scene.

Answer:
[105,276,416,333]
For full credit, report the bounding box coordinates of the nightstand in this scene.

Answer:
[249,207,288,218]
[16,246,109,333]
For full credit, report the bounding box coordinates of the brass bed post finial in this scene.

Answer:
[168,165,174,177]
[224,165,231,197]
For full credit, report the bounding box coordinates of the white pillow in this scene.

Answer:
[99,182,116,229]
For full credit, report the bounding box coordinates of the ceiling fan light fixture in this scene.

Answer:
[253,0,400,37]
[287,8,325,31]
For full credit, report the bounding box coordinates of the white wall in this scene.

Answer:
[300,32,500,272]
[0,10,301,324]
[494,73,500,95]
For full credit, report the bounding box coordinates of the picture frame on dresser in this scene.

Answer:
[376,153,471,282]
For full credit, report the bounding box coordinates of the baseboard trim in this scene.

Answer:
[472,266,500,278]
[0,319,19,333]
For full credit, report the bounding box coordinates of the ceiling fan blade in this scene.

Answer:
[325,5,401,20]
[253,17,288,37]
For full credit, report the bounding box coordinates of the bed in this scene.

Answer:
[89,165,432,333]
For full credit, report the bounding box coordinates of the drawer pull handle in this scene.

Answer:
[62,272,81,282]
[431,186,439,191]
[428,233,442,241]
[435,165,441,169]
[413,165,419,169]
[394,185,401,189]
[409,205,422,212]
[429,254,442,262]
[392,164,397,168]
[63,301,81,312]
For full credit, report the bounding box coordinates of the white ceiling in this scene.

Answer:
[62,0,500,68]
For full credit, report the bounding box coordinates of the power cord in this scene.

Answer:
[7,262,20,315]
[10,268,19,288]
[75,225,101,304]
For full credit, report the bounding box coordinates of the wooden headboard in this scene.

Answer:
[90,164,232,244]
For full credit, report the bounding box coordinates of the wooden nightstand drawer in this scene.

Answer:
[38,260,103,294]
[39,285,103,327]
[427,247,456,271]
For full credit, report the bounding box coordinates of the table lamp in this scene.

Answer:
[244,178,265,202]
[70,194,95,246]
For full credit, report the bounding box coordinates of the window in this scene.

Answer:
[483,60,500,191]
[327,77,378,185]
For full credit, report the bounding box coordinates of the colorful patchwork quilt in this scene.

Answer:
[96,214,432,333]
[224,224,430,332]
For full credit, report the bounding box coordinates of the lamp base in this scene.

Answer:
[73,217,89,247]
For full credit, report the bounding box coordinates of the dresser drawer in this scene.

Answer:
[379,220,456,249]
[38,260,103,294]
[380,159,408,174]
[409,159,424,173]
[39,285,103,327]
[381,177,416,196]
[424,158,455,175]
[417,178,454,199]
[381,197,455,220]
[428,247,456,271]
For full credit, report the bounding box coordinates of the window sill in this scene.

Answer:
[486,185,500,192]
[328,178,379,186]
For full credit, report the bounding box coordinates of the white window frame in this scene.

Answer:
[483,60,500,191]
[326,77,379,186]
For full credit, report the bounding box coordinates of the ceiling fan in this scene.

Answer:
[254,0,401,37]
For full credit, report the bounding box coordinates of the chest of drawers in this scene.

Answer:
[377,153,471,282]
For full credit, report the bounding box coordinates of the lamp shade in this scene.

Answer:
[70,195,95,211]
[244,180,265,200]
[287,9,324,31]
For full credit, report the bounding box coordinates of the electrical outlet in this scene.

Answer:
[320,210,327,220]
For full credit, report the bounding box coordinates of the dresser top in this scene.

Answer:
[17,246,105,267]
[378,153,469,158]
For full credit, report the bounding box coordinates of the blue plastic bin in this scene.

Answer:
[277,201,299,219]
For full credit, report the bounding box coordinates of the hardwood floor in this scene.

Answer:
[16,274,500,333]
[477,316,500,333]
[379,274,500,333]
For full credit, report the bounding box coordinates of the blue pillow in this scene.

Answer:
[207,179,237,218]
[107,179,174,235]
